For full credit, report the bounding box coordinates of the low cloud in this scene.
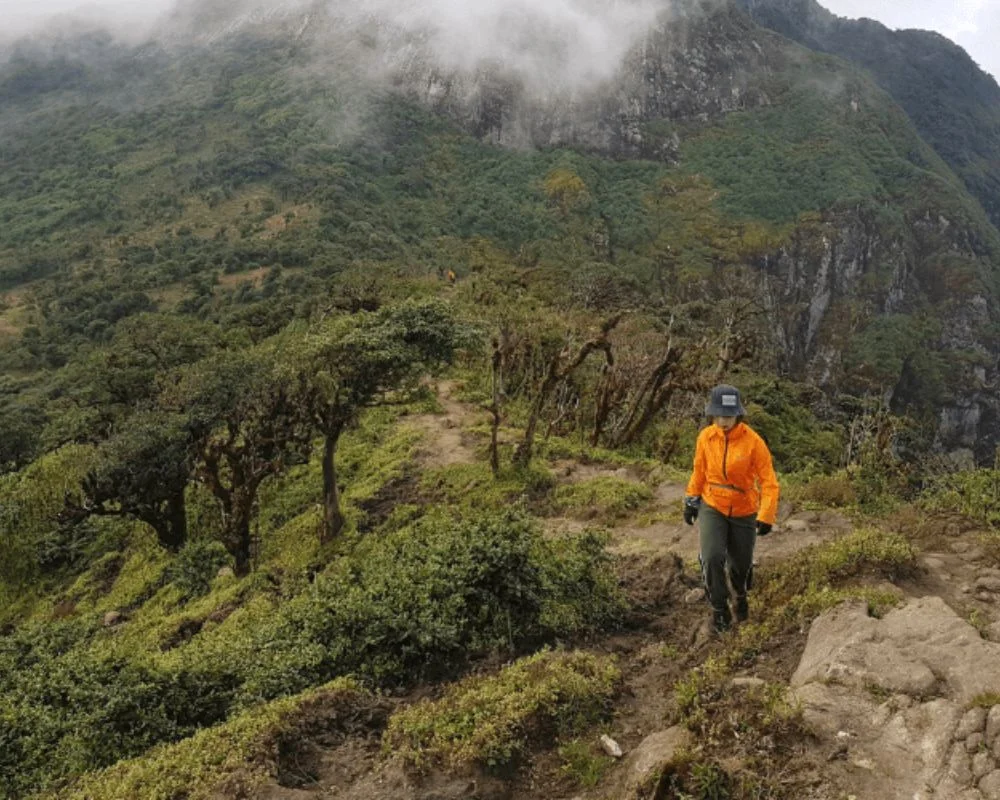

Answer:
[2,0,667,93]
[346,0,665,90]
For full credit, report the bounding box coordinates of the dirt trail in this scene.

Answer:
[250,384,957,800]
[406,380,480,468]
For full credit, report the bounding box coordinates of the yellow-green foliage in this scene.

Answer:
[0,444,95,590]
[798,527,916,584]
[86,528,170,613]
[558,739,614,788]
[384,650,620,770]
[49,678,366,800]
[552,477,653,521]
[969,693,1000,710]
[920,468,1000,528]
[421,462,555,510]
[340,406,423,507]
[786,470,858,509]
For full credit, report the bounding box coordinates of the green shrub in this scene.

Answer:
[383,650,620,770]
[53,678,367,800]
[919,468,1000,528]
[0,630,239,798]
[164,539,231,600]
[789,471,857,508]
[167,508,626,711]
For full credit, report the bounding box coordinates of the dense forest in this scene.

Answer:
[2,1,1000,798]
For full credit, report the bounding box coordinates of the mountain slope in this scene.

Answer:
[736,0,1000,228]
[0,0,998,460]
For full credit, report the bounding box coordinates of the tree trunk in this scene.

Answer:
[321,430,345,542]
[489,341,503,477]
[230,496,255,577]
[158,492,188,551]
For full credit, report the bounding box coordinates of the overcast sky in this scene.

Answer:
[822,0,1000,80]
[1,0,998,82]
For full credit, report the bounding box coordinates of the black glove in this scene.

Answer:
[756,522,772,537]
[683,496,701,526]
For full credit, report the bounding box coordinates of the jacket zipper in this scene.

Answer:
[722,430,730,481]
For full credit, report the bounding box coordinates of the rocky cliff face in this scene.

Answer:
[9,0,1000,459]
[347,0,1000,458]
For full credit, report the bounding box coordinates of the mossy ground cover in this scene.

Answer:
[551,476,655,522]
[383,650,621,772]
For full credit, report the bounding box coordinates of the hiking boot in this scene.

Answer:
[712,607,732,634]
[734,596,749,623]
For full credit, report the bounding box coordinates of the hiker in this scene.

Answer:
[683,384,779,633]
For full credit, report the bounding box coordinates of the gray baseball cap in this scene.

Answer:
[705,384,745,417]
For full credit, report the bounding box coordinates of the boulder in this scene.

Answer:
[792,598,1000,704]
[980,770,1000,800]
[788,598,1000,799]
[613,727,692,798]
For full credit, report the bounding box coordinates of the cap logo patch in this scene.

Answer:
[722,395,738,407]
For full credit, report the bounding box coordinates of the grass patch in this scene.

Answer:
[383,650,620,771]
[420,461,555,510]
[557,739,614,789]
[552,477,653,521]
[50,678,368,800]
[969,692,1000,710]
[786,471,858,509]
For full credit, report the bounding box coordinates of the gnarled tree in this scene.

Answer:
[165,347,312,574]
[62,412,195,552]
[289,299,462,541]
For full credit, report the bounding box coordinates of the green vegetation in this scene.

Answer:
[48,678,368,800]
[0,508,624,796]
[664,527,915,798]
[0,4,998,797]
[740,0,1000,228]
[383,649,620,770]
[552,476,654,521]
[920,468,1000,528]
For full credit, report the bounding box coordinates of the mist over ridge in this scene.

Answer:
[2,0,670,94]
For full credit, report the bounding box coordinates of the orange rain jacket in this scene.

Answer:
[686,422,780,525]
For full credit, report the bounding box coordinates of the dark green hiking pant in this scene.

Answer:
[699,504,757,613]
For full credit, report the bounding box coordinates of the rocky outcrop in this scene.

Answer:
[790,598,1000,799]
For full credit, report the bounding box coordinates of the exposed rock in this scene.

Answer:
[792,598,1000,703]
[600,735,623,758]
[789,598,1000,798]
[980,769,1000,799]
[981,578,1000,593]
[784,519,809,533]
[683,588,705,604]
[217,566,236,580]
[987,707,1000,743]
[950,745,974,785]
[102,610,125,627]
[614,727,693,798]
[974,752,996,779]
[958,707,988,739]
